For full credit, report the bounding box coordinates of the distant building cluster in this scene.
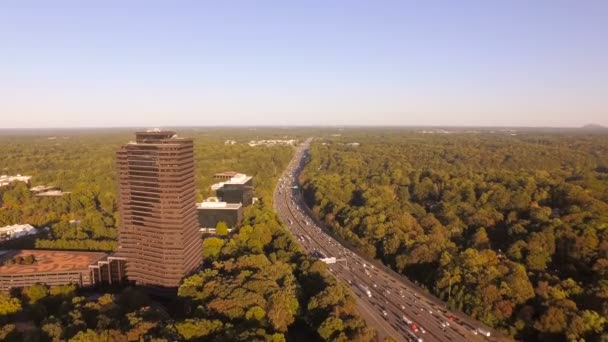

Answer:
[247,139,296,147]
[0,174,69,197]
[418,128,519,135]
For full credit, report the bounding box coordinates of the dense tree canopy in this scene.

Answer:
[300,131,608,341]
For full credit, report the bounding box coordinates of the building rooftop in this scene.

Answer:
[197,201,242,210]
[0,250,108,274]
[30,185,59,193]
[0,175,31,187]
[214,171,239,178]
[0,224,36,234]
[34,190,70,197]
[210,173,252,190]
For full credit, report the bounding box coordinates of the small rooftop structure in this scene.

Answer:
[130,130,186,145]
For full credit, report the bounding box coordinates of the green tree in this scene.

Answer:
[22,284,49,304]
[202,237,225,260]
[174,319,223,340]
[216,221,229,236]
[0,293,21,316]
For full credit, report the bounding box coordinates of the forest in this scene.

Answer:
[0,129,374,341]
[300,130,608,341]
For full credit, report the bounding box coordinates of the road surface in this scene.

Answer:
[273,139,507,342]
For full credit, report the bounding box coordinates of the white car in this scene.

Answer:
[400,304,406,310]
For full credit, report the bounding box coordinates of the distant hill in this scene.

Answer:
[581,123,607,131]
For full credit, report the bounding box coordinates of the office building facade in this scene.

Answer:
[197,201,243,228]
[0,250,126,291]
[116,130,202,288]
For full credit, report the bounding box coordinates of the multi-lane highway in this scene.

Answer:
[273,139,504,342]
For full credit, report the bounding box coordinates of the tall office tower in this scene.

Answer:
[116,130,202,288]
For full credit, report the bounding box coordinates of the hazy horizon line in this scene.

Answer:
[0,123,606,131]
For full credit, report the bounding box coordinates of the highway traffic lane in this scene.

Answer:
[288,193,491,341]
[278,191,443,342]
[279,143,497,341]
[283,208,449,342]
[275,189,405,341]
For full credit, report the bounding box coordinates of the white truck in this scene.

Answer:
[358,284,372,298]
[476,328,491,337]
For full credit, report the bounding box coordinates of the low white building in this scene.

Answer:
[0,175,31,187]
[0,224,39,241]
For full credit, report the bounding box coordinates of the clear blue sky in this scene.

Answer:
[1,1,607,128]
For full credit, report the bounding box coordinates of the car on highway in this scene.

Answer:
[410,322,419,333]
[402,315,412,324]
[358,284,372,298]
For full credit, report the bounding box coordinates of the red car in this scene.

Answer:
[410,323,419,333]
